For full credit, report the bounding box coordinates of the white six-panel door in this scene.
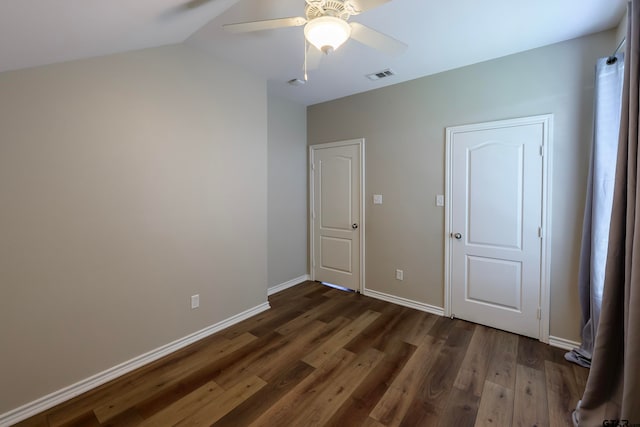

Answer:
[310,140,363,291]
[446,116,552,339]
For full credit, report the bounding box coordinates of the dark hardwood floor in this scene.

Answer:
[14,281,588,426]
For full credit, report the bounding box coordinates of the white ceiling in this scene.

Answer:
[0,0,626,106]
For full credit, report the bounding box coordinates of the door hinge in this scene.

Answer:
[537,307,541,319]
[312,211,316,220]
[539,145,544,156]
[538,226,542,238]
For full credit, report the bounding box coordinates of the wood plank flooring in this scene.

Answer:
[14,281,588,426]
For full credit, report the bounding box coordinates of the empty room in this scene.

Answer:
[1,0,637,426]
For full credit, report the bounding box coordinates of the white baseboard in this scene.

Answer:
[267,274,310,296]
[548,335,581,351]
[364,288,445,317]
[0,301,271,427]
[364,289,578,351]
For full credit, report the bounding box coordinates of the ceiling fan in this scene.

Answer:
[222,0,407,76]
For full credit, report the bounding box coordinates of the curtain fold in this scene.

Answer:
[567,51,624,369]
[575,0,640,425]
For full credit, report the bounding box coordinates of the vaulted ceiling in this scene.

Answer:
[0,0,626,105]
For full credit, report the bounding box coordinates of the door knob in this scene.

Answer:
[453,232,462,240]
[352,223,359,229]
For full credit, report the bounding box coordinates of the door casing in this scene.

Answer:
[309,139,365,292]
[444,115,553,343]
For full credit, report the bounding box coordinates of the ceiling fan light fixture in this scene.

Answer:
[304,16,351,54]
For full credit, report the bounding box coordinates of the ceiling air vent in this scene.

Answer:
[287,78,306,86]
[366,69,395,81]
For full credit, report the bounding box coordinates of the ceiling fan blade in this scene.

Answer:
[223,17,307,33]
[347,0,391,14]
[349,22,407,56]
[163,0,238,18]
[306,44,323,71]
[181,0,217,10]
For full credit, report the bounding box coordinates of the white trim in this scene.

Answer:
[444,114,554,344]
[309,146,314,281]
[309,139,365,293]
[0,302,271,427]
[548,336,581,351]
[444,137,453,317]
[364,288,445,316]
[361,141,366,294]
[267,274,310,296]
[539,115,554,344]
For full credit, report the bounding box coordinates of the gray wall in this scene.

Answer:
[267,95,308,289]
[308,29,617,342]
[0,45,268,414]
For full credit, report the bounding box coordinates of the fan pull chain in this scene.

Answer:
[304,39,309,81]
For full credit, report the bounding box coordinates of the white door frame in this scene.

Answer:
[444,115,553,343]
[309,139,365,293]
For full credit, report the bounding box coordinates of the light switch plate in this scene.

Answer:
[436,194,444,207]
[373,194,383,205]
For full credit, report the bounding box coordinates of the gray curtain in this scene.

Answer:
[566,50,624,368]
[574,0,640,424]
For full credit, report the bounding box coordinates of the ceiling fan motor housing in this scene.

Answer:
[305,0,351,20]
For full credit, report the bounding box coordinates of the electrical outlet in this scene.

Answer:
[395,269,404,280]
[191,294,200,309]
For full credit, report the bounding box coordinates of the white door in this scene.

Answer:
[446,116,551,339]
[310,140,363,291]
